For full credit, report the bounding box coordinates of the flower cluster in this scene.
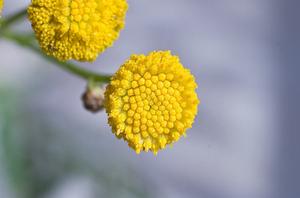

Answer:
[28,0,128,61]
[2,1,200,155]
[105,51,199,154]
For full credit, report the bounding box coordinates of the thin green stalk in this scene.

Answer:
[2,31,111,82]
[0,8,111,83]
[0,8,27,31]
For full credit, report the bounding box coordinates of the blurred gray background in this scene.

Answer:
[0,0,299,198]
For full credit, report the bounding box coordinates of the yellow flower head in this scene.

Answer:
[28,0,128,62]
[105,51,199,154]
[0,0,3,15]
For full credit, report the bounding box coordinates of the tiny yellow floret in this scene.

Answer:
[105,51,199,154]
[28,0,128,62]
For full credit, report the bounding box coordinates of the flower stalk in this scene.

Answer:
[0,8,111,83]
[0,8,27,30]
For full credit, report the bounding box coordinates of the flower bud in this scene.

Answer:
[82,84,106,113]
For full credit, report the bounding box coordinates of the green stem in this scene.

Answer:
[1,31,111,82]
[0,9,27,31]
[0,8,111,83]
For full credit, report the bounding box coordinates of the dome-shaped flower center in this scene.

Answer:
[28,0,128,61]
[105,51,199,154]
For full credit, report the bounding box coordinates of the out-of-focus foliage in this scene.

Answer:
[0,87,150,198]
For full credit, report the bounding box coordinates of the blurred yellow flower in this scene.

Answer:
[28,0,128,62]
[0,0,3,15]
[105,51,199,154]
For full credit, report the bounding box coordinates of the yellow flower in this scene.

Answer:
[28,0,128,62]
[0,0,3,15]
[105,51,199,154]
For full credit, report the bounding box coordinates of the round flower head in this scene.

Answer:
[28,0,128,62]
[105,51,199,154]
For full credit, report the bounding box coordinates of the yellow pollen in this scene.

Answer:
[105,51,199,154]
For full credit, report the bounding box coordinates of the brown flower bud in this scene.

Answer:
[82,84,106,113]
